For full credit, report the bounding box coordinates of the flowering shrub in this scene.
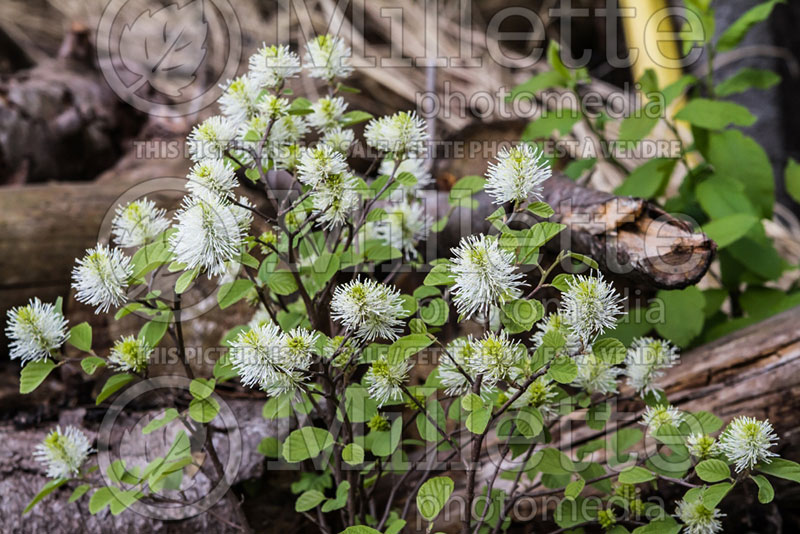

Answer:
[8,32,800,534]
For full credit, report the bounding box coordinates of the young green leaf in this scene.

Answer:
[416,476,455,522]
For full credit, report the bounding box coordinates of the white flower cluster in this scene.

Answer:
[485,144,551,205]
[624,337,680,395]
[372,200,432,260]
[450,234,524,319]
[676,497,724,534]
[439,337,476,397]
[467,331,526,391]
[72,244,132,313]
[303,34,353,81]
[572,351,621,395]
[641,404,684,435]
[5,298,68,364]
[108,335,152,373]
[34,425,92,479]
[111,198,170,248]
[379,155,433,192]
[248,43,301,88]
[718,416,778,472]
[365,357,412,406]
[510,375,559,418]
[365,111,429,157]
[331,279,406,341]
[530,312,580,355]
[229,323,319,397]
[560,273,624,343]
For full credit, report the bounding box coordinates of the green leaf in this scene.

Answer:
[751,474,774,504]
[674,99,756,130]
[702,214,759,248]
[188,396,220,423]
[530,447,575,475]
[466,406,491,434]
[175,267,200,294]
[564,158,597,180]
[632,517,681,534]
[321,481,350,513]
[81,356,106,375]
[566,252,599,270]
[696,176,757,219]
[68,484,91,503]
[501,299,543,334]
[522,112,581,140]
[88,487,114,514]
[462,393,483,412]
[96,373,136,404]
[416,476,455,522]
[189,378,216,400]
[142,408,180,434]
[257,436,281,458]
[619,466,656,484]
[695,459,731,482]
[371,416,403,457]
[509,70,567,100]
[716,67,781,97]
[339,385,378,423]
[266,271,299,296]
[527,201,555,218]
[717,0,785,52]
[20,360,56,394]
[217,279,254,309]
[282,427,334,463]
[420,298,449,326]
[564,479,585,499]
[786,158,800,204]
[702,482,732,508]
[295,489,326,512]
[592,338,626,365]
[68,322,92,352]
[653,287,705,347]
[516,406,544,438]
[448,175,486,205]
[24,478,67,513]
[312,252,340,288]
[340,110,373,127]
[547,41,572,82]
[341,527,382,534]
[615,158,677,199]
[707,130,774,218]
[757,458,800,483]
[342,443,365,465]
[139,317,169,349]
[547,355,578,384]
[415,399,446,442]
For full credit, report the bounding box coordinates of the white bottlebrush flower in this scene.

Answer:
[269,114,310,147]
[111,199,170,248]
[248,43,301,88]
[687,433,720,460]
[72,245,132,313]
[303,34,353,80]
[676,497,724,534]
[510,375,558,418]
[468,331,525,388]
[34,426,92,479]
[364,111,429,157]
[530,312,580,355]
[642,404,684,434]
[450,234,525,319]
[6,298,68,364]
[320,127,355,154]
[718,416,778,472]
[379,154,433,191]
[169,195,245,276]
[560,273,624,343]
[624,337,680,395]
[274,143,303,171]
[573,352,621,395]
[373,200,432,260]
[312,172,360,228]
[296,144,349,187]
[257,94,290,120]
[218,74,261,124]
[186,158,238,200]
[331,279,406,341]
[229,323,312,396]
[308,96,348,132]
[188,116,238,161]
[439,337,476,396]
[283,327,319,370]
[485,144,551,205]
[108,335,152,373]
[365,357,411,406]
